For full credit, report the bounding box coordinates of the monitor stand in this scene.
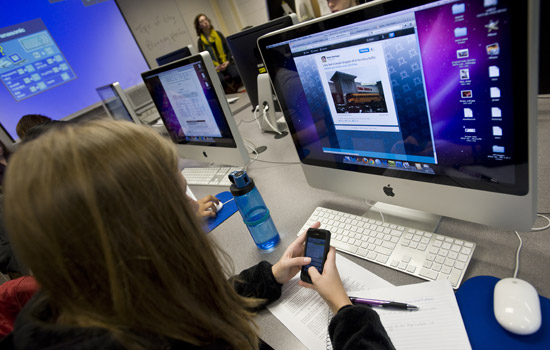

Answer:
[257,73,288,137]
[363,202,442,233]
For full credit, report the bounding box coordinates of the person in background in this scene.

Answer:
[194,13,242,93]
[2,120,393,349]
[15,114,52,139]
[327,0,359,13]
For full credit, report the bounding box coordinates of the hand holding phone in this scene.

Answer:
[300,228,331,284]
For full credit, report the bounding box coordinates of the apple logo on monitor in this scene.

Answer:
[203,151,208,158]
[383,184,395,197]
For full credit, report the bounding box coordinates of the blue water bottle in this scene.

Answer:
[229,170,280,250]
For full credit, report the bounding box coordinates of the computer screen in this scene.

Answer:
[0,0,148,143]
[141,52,249,167]
[96,82,141,124]
[227,15,298,109]
[258,0,539,230]
[155,45,195,67]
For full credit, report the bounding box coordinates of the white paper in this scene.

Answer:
[267,254,393,350]
[350,280,471,350]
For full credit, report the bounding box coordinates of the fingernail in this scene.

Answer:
[304,257,311,263]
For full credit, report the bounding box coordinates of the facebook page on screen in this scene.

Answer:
[289,12,438,167]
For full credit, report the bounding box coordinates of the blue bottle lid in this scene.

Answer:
[229,170,255,196]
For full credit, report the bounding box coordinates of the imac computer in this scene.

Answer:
[227,15,298,134]
[258,0,539,231]
[141,52,249,167]
[96,82,142,124]
[155,45,197,67]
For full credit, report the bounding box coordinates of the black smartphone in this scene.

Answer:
[300,228,331,284]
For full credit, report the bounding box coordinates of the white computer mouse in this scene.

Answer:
[493,277,542,335]
[213,200,223,213]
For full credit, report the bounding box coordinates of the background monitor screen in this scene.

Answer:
[0,0,148,141]
[96,82,140,124]
[227,14,298,109]
[258,0,538,230]
[141,52,249,167]
[155,45,194,67]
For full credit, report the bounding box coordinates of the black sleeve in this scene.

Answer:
[230,261,282,309]
[329,305,396,350]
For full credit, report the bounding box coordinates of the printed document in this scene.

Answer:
[267,254,393,349]
[268,256,471,350]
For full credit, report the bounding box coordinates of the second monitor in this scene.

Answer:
[141,52,249,167]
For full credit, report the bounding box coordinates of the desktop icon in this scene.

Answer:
[454,27,467,37]
[490,87,501,98]
[491,107,502,117]
[461,90,473,98]
[484,0,498,7]
[375,159,382,165]
[381,159,388,166]
[465,128,476,133]
[489,66,500,78]
[457,49,469,58]
[492,145,505,153]
[485,20,499,32]
[403,162,410,169]
[460,69,470,80]
[388,160,396,167]
[452,3,465,15]
[464,108,473,118]
[486,43,500,55]
[415,163,422,170]
[493,126,503,136]
[396,161,403,168]
[368,159,375,165]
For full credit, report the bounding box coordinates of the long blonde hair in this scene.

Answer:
[4,120,260,349]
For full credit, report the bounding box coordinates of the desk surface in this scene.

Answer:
[189,95,550,350]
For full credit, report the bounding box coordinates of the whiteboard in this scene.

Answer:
[116,0,196,67]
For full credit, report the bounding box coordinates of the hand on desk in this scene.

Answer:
[271,222,320,284]
[195,195,221,219]
[299,246,352,314]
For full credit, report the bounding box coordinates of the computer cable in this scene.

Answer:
[364,199,385,225]
[242,138,300,166]
[512,213,550,278]
[237,105,262,126]
[262,102,283,135]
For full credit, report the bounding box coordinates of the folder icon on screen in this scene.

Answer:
[464,108,473,118]
[485,0,498,7]
[454,27,467,37]
[452,3,465,14]
[490,87,501,98]
[493,145,505,153]
[493,126,502,136]
[491,107,502,117]
[489,66,500,77]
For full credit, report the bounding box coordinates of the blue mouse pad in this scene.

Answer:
[205,191,238,233]
[455,275,549,349]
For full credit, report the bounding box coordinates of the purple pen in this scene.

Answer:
[349,297,419,311]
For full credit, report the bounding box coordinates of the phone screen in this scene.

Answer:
[304,237,327,274]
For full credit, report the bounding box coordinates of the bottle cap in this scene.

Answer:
[229,170,255,196]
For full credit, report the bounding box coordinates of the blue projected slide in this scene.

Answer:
[0,19,76,101]
[0,0,148,141]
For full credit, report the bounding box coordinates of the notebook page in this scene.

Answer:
[350,279,471,350]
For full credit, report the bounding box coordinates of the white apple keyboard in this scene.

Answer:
[298,207,476,289]
[181,167,242,186]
